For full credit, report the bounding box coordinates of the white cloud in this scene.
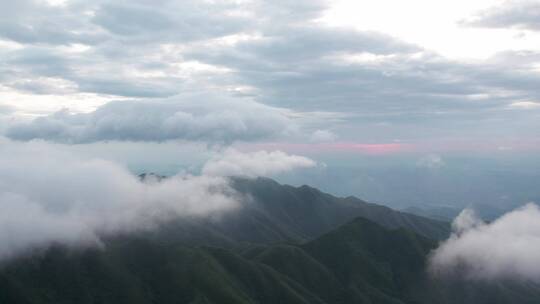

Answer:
[0,138,319,261]
[429,203,540,281]
[509,101,540,109]
[202,148,317,177]
[0,138,240,260]
[323,0,540,59]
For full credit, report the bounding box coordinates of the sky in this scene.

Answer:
[1,0,540,209]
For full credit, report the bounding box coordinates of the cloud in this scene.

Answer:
[0,138,319,261]
[182,14,540,143]
[0,0,250,98]
[91,0,248,42]
[1,0,540,145]
[0,138,244,261]
[310,129,337,143]
[0,0,106,45]
[509,101,540,109]
[429,203,540,281]
[0,104,14,114]
[202,148,316,177]
[5,93,296,144]
[0,0,247,46]
[416,154,445,169]
[463,1,540,31]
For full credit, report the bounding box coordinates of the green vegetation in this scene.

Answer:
[0,178,538,303]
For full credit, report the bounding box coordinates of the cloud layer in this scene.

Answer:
[430,203,540,281]
[5,94,296,144]
[1,0,539,145]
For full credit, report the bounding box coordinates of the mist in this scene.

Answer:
[429,203,540,281]
[0,139,316,261]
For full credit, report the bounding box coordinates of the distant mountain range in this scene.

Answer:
[1,177,538,303]
[402,203,519,222]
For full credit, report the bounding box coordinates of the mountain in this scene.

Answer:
[152,177,450,248]
[0,241,327,304]
[1,217,433,304]
[232,177,451,240]
[251,217,436,303]
[402,203,515,222]
[3,216,538,304]
[0,178,538,303]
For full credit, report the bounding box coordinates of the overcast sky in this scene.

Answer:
[1,0,540,208]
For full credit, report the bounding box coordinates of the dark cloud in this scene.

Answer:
[91,1,248,42]
[463,0,540,31]
[75,77,179,98]
[250,0,329,23]
[0,0,539,144]
[2,45,185,97]
[0,0,248,46]
[0,0,251,97]
[186,28,540,121]
[0,0,106,45]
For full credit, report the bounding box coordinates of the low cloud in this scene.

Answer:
[5,94,296,144]
[0,139,318,261]
[202,148,316,177]
[429,203,540,281]
[0,139,241,260]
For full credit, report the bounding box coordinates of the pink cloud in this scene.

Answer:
[330,143,411,154]
[237,138,540,156]
[238,142,413,155]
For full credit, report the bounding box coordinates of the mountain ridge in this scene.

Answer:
[1,177,536,303]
